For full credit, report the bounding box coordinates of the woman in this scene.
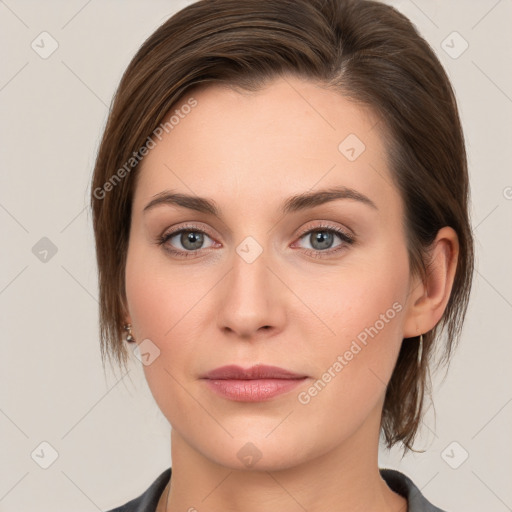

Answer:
[91,0,474,510]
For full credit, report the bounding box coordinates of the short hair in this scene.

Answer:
[90,0,474,452]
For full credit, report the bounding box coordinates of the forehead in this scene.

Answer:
[133,76,398,217]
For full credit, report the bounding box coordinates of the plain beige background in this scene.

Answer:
[1,0,511,510]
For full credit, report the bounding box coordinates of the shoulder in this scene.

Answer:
[380,468,448,512]
[105,467,172,512]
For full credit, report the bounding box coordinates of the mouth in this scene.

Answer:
[200,364,309,402]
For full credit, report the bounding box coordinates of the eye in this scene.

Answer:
[157,223,216,258]
[293,224,355,258]
[157,222,355,259]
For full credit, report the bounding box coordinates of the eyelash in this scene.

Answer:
[156,222,355,259]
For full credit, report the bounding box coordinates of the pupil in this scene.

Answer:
[182,231,203,250]
[312,231,332,250]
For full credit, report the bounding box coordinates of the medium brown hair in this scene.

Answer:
[90,0,474,451]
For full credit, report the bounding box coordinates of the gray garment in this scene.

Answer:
[105,466,447,512]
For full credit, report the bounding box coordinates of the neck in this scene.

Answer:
[159,409,407,512]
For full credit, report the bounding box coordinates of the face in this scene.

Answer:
[124,76,414,471]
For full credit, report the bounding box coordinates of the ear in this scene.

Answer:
[403,226,459,337]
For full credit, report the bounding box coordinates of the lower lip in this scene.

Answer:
[203,378,308,402]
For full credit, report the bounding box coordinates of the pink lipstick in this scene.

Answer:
[201,364,308,402]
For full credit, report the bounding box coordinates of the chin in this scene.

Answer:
[189,427,318,473]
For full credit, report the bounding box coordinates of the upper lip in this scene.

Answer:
[202,364,307,380]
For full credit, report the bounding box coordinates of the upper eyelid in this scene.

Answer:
[163,222,214,239]
[296,223,353,238]
[163,222,349,235]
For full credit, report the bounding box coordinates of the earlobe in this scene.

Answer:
[403,227,459,337]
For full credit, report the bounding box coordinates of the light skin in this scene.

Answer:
[123,75,459,512]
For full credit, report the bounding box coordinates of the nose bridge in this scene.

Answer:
[216,230,283,336]
[230,233,271,300]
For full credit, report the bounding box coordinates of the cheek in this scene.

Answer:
[289,273,407,447]
[295,253,407,353]
[124,244,212,418]
[125,240,205,340]
[293,248,408,396]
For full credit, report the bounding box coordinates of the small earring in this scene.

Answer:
[124,323,136,343]
[417,333,423,367]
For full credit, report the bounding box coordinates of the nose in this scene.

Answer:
[216,240,286,340]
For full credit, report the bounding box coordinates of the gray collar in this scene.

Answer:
[106,466,447,512]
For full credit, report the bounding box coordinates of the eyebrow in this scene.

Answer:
[143,185,378,216]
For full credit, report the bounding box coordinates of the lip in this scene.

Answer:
[202,364,306,380]
[201,364,309,402]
